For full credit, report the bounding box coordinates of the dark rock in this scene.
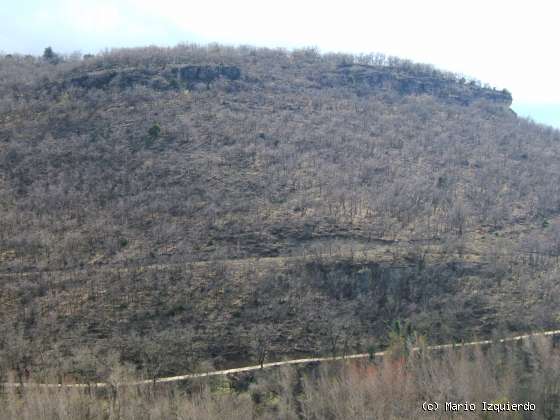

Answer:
[70,70,118,89]
[177,65,241,85]
[319,64,512,107]
[220,65,241,80]
[66,64,242,91]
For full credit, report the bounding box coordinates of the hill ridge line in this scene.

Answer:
[3,329,559,389]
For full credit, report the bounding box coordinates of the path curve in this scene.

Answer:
[0,242,495,280]
[3,329,559,389]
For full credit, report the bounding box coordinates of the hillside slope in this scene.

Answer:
[1,45,560,378]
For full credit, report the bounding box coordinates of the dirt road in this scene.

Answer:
[3,329,559,389]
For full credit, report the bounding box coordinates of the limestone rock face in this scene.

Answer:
[319,64,512,106]
[64,61,510,107]
[67,64,242,90]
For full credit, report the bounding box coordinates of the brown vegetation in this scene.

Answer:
[2,336,560,419]
[1,43,560,384]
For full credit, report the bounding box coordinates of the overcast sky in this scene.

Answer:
[1,0,559,128]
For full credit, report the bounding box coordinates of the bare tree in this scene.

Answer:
[250,325,273,369]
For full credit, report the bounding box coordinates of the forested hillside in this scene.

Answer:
[1,44,560,381]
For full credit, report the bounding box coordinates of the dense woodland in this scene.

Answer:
[1,44,560,395]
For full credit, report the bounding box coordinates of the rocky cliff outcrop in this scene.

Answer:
[318,64,512,106]
[62,61,510,107]
[66,64,241,91]
[59,60,512,107]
